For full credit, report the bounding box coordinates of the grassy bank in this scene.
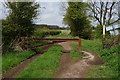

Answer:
[70,39,119,78]
[86,45,119,78]
[17,45,63,78]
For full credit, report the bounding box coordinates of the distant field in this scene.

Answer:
[46,30,79,39]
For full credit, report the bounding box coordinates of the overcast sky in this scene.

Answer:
[0,2,65,27]
[35,2,65,27]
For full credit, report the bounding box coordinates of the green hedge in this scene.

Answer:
[32,29,61,38]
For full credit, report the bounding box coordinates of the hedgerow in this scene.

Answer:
[32,29,61,38]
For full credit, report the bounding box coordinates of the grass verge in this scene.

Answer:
[17,45,63,78]
[2,41,50,74]
[2,50,36,73]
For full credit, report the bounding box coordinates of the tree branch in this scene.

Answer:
[108,2,116,24]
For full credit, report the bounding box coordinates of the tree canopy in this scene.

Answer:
[2,1,40,53]
[63,2,92,39]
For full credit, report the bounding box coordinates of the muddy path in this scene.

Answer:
[55,41,104,78]
[2,46,50,79]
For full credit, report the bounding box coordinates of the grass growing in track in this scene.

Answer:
[2,50,36,73]
[70,50,83,61]
[17,45,63,78]
[70,39,119,78]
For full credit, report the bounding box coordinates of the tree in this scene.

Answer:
[63,2,92,39]
[2,1,40,53]
[88,2,119,26]
[88,1,120,48]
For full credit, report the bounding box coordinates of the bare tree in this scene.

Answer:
[59,2,68,16]
[88,1,120,48]
[88,1,119,26]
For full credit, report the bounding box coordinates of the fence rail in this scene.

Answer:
[30,38,82,51]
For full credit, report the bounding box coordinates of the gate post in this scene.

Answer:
[78,38,82,51]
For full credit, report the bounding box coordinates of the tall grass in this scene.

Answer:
[17,45,63,78]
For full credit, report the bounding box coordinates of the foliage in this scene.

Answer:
[63,2,92,39]
[17,45,63,78]
[2,2,39,53]
[32,29,61,38]
[92,24,111,40]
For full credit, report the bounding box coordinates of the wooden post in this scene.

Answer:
[78,38,82,51]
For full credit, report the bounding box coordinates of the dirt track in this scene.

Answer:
[55,42,104,78]
[2,41,104,78]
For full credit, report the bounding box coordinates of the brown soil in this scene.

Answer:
[2,46,49,79]
[55,41,104,78]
